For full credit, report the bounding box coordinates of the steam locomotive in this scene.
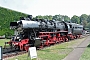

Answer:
[3,15,83,53]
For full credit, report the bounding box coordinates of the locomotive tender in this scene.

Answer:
[3,15,83,53]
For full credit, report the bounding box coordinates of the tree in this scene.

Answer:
[87,15,90,22]
[48,15,53,20]
[71,15,80,24]
[53,14,63,21]
[43,15,53,20]
[82,20,87,28]
[0,7,27,36]
[36,15,43,19]
[86,22,90,29]
[80,14,88,23]
[63,15,70,22]
[35,15,53,20]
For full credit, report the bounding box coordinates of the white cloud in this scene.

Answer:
[0,0,90,17]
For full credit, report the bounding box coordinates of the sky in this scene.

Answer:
[0,0,90,17]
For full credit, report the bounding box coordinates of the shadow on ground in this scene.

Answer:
[87,44,90,47]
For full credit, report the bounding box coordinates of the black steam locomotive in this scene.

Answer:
[3,15,83,53]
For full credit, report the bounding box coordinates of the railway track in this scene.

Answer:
[2,34,89,60]
[3,51,27,59]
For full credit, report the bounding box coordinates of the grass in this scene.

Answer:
[0,39,10,47]
[6,37,87,60]
[79,44,90,60]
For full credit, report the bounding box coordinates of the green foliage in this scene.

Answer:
[36,15,43,19]
[1,6,90,36]
[82,20,87,28]
[43,15,53,20]
[53,14,63,21]
[80,14,88,23]
[36,15,53,20]
[35,14,70,22]
[63,15,70,22]
[87,15,90,22]
[0,7,27,36]
[86,22,90,29]
[71,15,80,24]
[80,44,90,60]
